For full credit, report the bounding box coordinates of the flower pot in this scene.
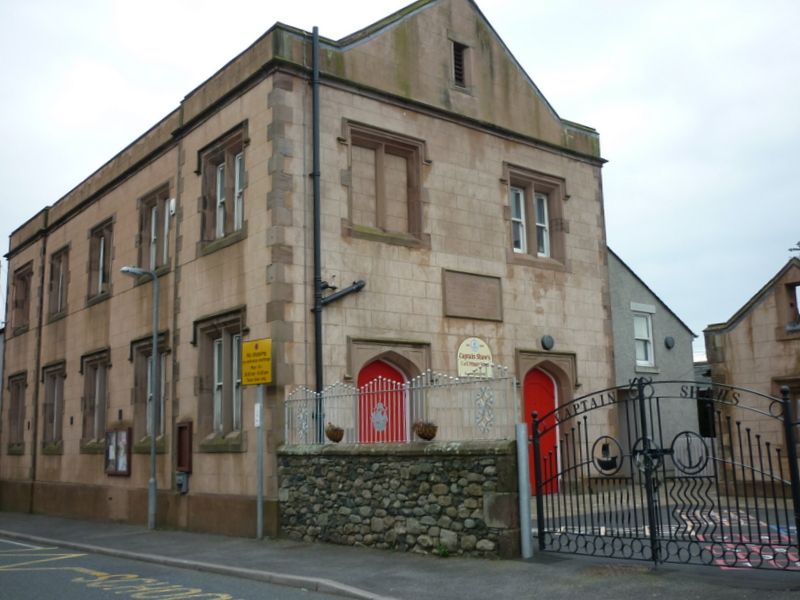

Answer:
[325,426,344,443]
[413,422,437,441]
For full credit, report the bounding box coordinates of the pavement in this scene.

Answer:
[0,512,798,600]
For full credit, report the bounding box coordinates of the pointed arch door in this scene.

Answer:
[357,360,407,442]
[524,368,559,494]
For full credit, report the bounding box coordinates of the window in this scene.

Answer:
[634,312,654,367]
[212,333,242,435]
[194,309,245,445]
[344,122,426,246]
[88,221,113,300]
[82,353,109,442]
[7,374,26,450]
[139,188,171,271]
[505,165,567,267]
[452,41,469,88]
[48,248,69,317]
[787,283,800,332]
[43,364,65,446]
[134,346,167,440]
[201,129,246,242]
[11,262,33,331]
[510,187,551,257]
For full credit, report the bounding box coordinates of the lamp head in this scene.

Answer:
[121,265,147,277]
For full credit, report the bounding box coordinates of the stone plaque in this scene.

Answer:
[442,270,502,322]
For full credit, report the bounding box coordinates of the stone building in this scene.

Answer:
[705,257,800,448]
[1,0,613,537]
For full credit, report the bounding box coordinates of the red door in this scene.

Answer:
[357,360,407,442]
[524,369,558,494]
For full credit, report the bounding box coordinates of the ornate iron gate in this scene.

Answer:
[531,379,800,569]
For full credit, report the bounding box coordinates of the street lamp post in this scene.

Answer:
[121,265,159,530]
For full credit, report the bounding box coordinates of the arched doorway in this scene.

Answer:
[357,360,407,442]
[524,368,559,494]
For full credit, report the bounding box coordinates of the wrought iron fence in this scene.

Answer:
[284,364,518,444]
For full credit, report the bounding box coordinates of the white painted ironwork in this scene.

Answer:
[284,363,518,444]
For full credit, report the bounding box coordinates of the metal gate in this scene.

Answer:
[531,379,800,569]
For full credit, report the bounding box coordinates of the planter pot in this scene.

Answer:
[325,426,344,443]
[413,422,438,441]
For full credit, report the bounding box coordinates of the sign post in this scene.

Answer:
[241,338,272,540]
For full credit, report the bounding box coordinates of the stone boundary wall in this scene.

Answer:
[278,441,520,558]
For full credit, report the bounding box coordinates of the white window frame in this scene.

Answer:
[146,353,167,438]
[535,192,550,257]
[234,152,244,231]
[232,334,242,430]
[215,163,226,239]
[510,186,527,254]
[44,370,63,443]
[633,312,655,368]
[92,363,107,439]
[162,198,170,266]
[149,204,158,270]
[213,337,224,433]
[97,235,106,295]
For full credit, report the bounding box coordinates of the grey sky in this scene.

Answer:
[1,0,798,358]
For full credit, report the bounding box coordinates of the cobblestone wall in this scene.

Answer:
[278,441,520,558]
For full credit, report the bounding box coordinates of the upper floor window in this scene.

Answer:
[343,122,427,247]
[200,127,246,243]
[11,262,33,332]
[88,220,113,300]
[43,363,65,446]
[510,188,550,257]
[49,247,69,317]
[787,282,800,332]
[139,187,171,271]
[634,312,655,368]
[82,351,109,443]
[505,165,567,269]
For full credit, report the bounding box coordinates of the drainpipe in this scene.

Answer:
[29,212,49,512]
[312,26,323,442]
[310,28,366,442]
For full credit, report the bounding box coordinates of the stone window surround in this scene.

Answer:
[515,349,578,415]
[11,261,34,334]
[48,245,70,321]
[129,332,170,451]
[196,121,249,253]
[41,360,66,451]
[6,371,27,453]
[502,163,569,273]
[87,218,114,306]
[137,183,172,273]
[339,119,431,249]
[192,306,248,452]
[80,348,111,452]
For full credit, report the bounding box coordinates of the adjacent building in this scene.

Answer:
[705,257,800,450]
[607,249,697,466]
[1,0,614,535]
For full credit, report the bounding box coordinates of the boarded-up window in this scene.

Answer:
[43,365,65,444]
[346,123,424,242]
[7,374,27,448]
[49,248,69,316]
[12,263,33,330]
[88,221,113,299]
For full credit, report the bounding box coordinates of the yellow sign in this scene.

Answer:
[241,338,272,385]
[457,337,493,377]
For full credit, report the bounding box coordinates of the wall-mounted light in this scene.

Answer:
[664,336,675,350]
[541,335,555,351]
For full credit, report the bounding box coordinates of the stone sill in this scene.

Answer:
[133,436,167,454]
[278,439,516,457]
[80,439,106,454]
[199,431,246,453]
[198,225,247,257]
[7,443,24,456]
[42,441,63,455]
